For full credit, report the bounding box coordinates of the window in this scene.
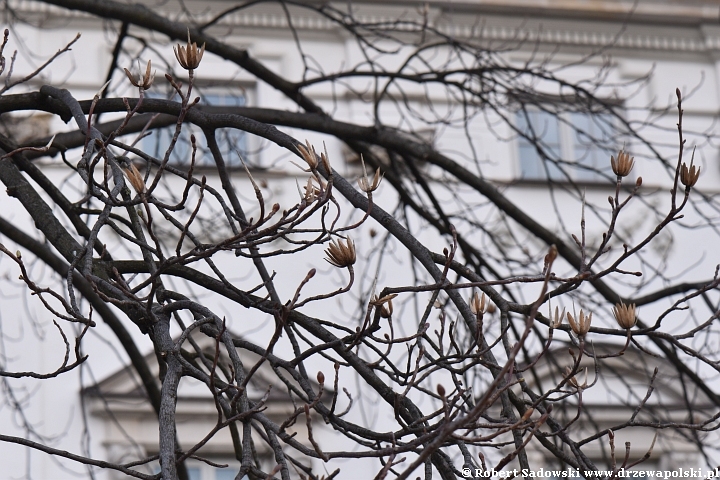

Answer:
[154,458,245,480]
[144,88,249,168]
[516,108,619,182]
[186,460,245,480]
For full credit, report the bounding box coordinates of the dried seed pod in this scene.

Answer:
[611,150,634,177]
[124,59,154,89]
[119,158,146,194]
[297,140,319,170]
[612,302,637,329]
[358,155,383,193]
[371,293,397,319]
[680,161,700,188]
[174,30,205,70]
[566,309,592,337]
[324,237,356,268]
[550,306,565,329]
[565,366,588,389]
[470,292,486,316]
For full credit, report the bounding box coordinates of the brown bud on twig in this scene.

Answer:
[324,237,356,268]
[543,244,558,274]
[611,150,634,177]
[546,244,558,264]
[436,384,446,397]
[317,371,325,384]
[612,302,637,329]
[568,348,576,361]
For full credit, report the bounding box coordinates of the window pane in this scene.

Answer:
[571,112,614,182]
[517,108,620,183]
[215,469,240,480]
[144,90,248,168]
[187,467,201,480]
[516,110,562,180]
[202,93,247,168]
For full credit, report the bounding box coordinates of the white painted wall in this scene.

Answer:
[0,1,719,478]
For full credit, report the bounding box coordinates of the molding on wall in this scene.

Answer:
[8,0,720,53]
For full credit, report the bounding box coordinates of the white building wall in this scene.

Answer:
[0,1,719,478]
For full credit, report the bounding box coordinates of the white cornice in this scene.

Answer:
[373,0,720,25]
[7,0,720,53]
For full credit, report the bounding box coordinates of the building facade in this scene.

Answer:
[0,1,719,478]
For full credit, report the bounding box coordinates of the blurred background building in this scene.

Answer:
[1,1,719,478]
